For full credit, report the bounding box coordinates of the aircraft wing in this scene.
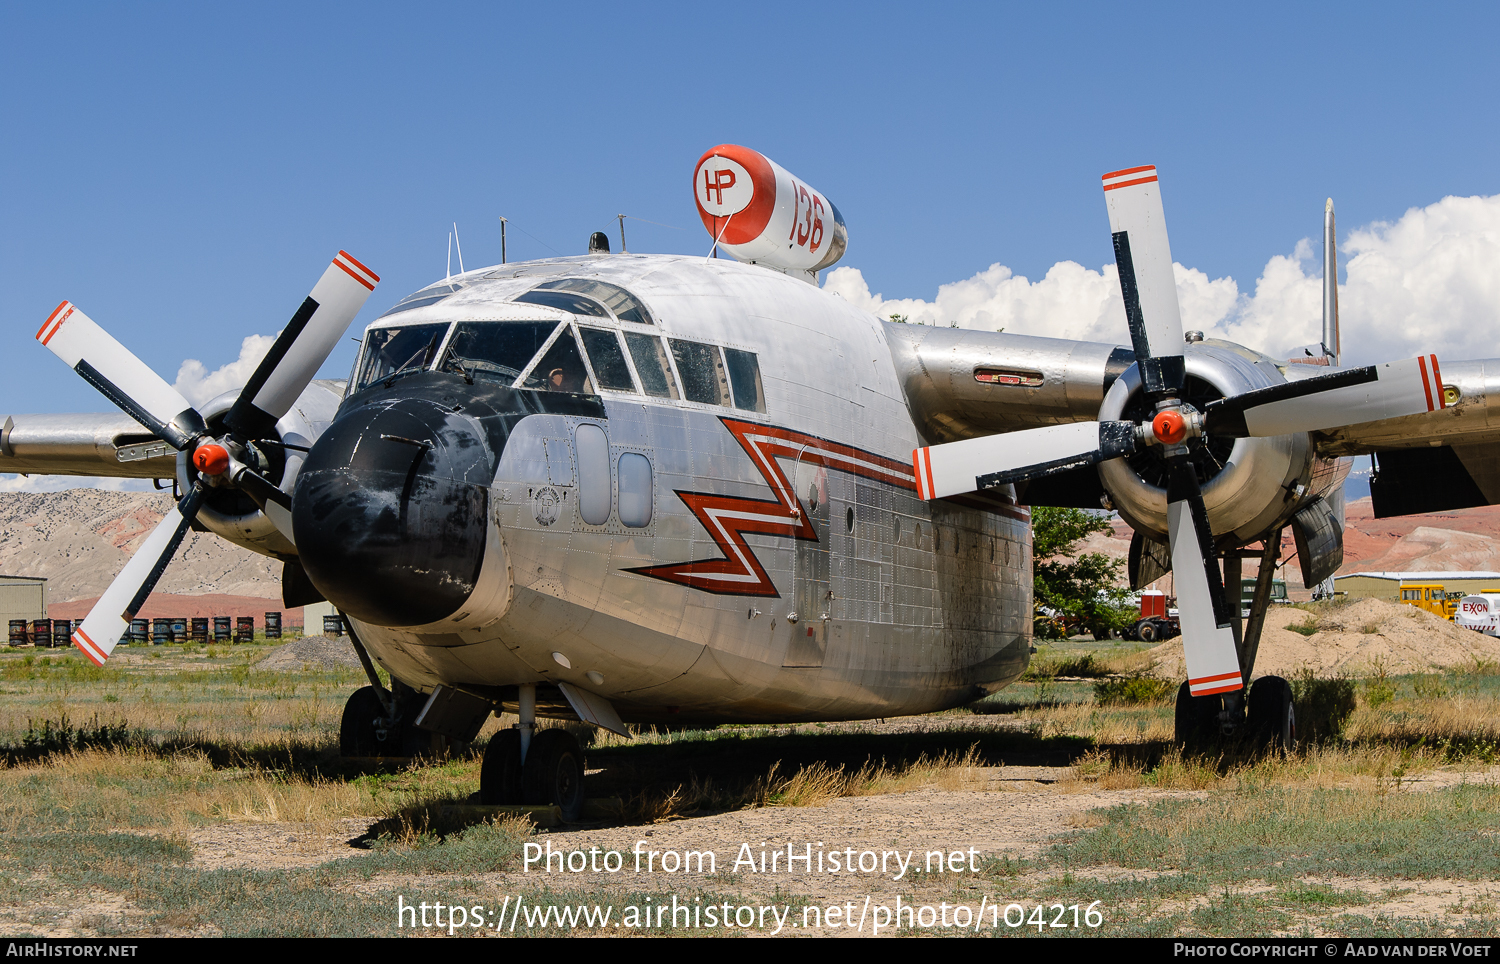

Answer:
[0,412,177,479]
[1314,358,1500,517]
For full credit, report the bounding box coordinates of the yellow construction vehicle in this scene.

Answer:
[1398,583,1461,620]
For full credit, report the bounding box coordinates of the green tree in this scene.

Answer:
[1031,506,1134,639]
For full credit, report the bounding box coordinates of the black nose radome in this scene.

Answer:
[293,395,493,627]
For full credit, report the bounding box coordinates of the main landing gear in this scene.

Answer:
[1172,534,1298,753]
[479,683,585,821]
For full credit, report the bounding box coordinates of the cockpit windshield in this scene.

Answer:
[439,321,559,386]
[354,323,448,391]
[517,327,594,394]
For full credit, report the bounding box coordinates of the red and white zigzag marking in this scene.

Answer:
[626,417,915,597]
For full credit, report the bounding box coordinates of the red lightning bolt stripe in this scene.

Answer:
[625,417,917,596]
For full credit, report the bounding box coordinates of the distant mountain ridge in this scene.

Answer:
[0,489,281,602]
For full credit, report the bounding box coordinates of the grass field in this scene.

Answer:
[1,637,1498,937]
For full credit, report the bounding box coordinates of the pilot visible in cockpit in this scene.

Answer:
[546,366,585,393]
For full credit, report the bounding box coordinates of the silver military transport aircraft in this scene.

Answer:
[5,146,1494,820]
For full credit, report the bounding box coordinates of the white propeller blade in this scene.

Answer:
[1165,465,1242,697]
[36,302,204,449]
[1205,355,1447,438]
[1103,166,1183,370]
[224,251,378,439]
[72,486,206,665]
[913,421,1137,501]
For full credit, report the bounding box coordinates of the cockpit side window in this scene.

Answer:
[724,348,767,413]
[670,339,732,407]
[440,321,559,385]
[533,278,655,325]
[518,326,595,394]
[624,332,679,399]
[355,323,449,391]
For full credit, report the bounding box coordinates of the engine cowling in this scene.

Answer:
[174,381,343,558]
[1098,341,1316,546]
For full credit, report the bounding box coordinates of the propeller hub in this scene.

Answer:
[1152,409,1188,445]
[193,443,230,477]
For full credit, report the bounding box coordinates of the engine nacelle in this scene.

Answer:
[174,381,343,559]
[694,144,848,273]
[1098,341,1318,547]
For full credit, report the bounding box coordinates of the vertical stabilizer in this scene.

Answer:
[1323,198,1340,366]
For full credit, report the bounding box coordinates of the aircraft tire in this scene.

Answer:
[522,729,585,821]
[1247,675,1296,752]
[479,729,523,804]
[340,686,388,757]
[1173,681,1222,748]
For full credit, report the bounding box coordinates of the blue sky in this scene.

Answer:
[3,2,1499,425]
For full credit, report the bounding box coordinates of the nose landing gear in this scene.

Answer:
[339,680,438,758]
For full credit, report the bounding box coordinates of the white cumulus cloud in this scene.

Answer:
[828,193,1500,367]
[173,333,278,408]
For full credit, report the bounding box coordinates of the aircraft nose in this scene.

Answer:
[292,394,494,627]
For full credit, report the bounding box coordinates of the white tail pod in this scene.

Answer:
[694,144,848,272]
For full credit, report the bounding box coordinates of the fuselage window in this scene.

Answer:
[575,423,612,526]
[535,279,655,325]
[618,452,653,528]
[354,323,449,391]
[579,327,638,393]
[724,348,766,413]
[624,332,680,399]
[670,339,732,407]
[518,326,595,394]
[440,321,558,385]
[514,289,611,318]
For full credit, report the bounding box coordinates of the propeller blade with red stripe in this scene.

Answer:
[1163,456,1243,697]
[223,251,379,440]
[912,420,1138,501]
[1203,355,1447,438]
[36,302,205,450]
[71,483,207,665]
[1103,165,1184,397]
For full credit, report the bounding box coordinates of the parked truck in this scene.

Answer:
[1125,589,1180,643]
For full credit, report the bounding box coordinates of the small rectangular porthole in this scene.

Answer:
[974,367,1043,387]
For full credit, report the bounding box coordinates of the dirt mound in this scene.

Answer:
[1147,597,1500,678]
[252,636,364,673]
